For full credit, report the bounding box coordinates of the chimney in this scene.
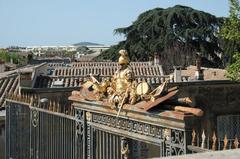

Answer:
[154,53,160,65]
[173,66,182,82]
[195,53,204,80]
[148,56,154,66]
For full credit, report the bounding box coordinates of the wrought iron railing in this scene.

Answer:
[5,93,196,159]
[188,129,240,153]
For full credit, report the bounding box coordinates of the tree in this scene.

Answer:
[226,53,240,81]
[76,46,94,54]
[220,0,240,81]
[27,53,33,62]
[95,5,224,72]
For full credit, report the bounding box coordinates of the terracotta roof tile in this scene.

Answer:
[0,75,19,107]
[35,62,165,88]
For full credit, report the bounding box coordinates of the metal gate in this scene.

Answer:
[5,99,187,159]
[30,108,76,159]
[5,101,30,159]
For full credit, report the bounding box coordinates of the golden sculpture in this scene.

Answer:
[74,49,204,117]
[87,49,166,108]
[110,50,137,106]
[89,49,138,107]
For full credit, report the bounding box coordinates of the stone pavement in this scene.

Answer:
[151,149,240,159]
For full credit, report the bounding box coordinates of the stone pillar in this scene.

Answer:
[195,69,204,80]
[154,53,160,65]
[173,66,182,82]
[195,53,204,80]
[148,57,154,66]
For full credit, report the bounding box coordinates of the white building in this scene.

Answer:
[26,45,77,52]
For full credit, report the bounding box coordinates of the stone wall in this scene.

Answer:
[22,87,76,107]
[169,81,240,136]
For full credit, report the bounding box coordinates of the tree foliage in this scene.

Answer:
[76,46,94,54]
[220,0,240,81]
[0,49,10,62]
[95,5,224,71]
[221,0,240,41]
[0,49,26,65]
[226,53,240,81]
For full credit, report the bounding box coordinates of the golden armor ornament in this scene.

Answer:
[88,49,139,107]
[77,49,204,117]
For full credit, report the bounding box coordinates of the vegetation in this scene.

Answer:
[220,0,240,81]
[226,53,240,81]
[0,49,26,65]
[95,5,224,71]
[76,46,94,54]
[0,49,10,62]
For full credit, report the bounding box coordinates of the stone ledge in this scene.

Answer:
[154,149,240,159]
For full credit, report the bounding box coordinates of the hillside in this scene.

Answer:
[73,42,102,46]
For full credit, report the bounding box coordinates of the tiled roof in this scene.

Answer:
[0,75,19,107]
[48,61,153,68]
[48,63,68,68]
[0,65,35,78]
[52,65,163,77]
[0,64,43,108]
[71,61,152,67]
[34,62,165,88]
[34,76,82,88]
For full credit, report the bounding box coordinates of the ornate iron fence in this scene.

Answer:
[5,94,193,159]
[189,129,240,153]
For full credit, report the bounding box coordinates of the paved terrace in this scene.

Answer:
[156,149,240,159]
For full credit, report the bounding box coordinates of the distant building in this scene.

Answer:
[181,65,227,81]
[26,45,78,52]
[75,51,101,62]
[30,56,71,65]
[74,45,110,61]
[170,65,228,82]
[86,45,110,52]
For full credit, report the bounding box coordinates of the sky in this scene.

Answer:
[0,0,230,47]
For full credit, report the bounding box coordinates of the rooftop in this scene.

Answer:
[34,62,164,88]
[0,64,43,107]
[181,65,227,81]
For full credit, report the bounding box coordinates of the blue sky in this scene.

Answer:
[0,0,229,47]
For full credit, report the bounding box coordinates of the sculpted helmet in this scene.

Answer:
[118,49,130,65]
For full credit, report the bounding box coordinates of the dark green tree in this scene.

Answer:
[27,53,33,62]
[76,46,89,53]
[95,5,224,72]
